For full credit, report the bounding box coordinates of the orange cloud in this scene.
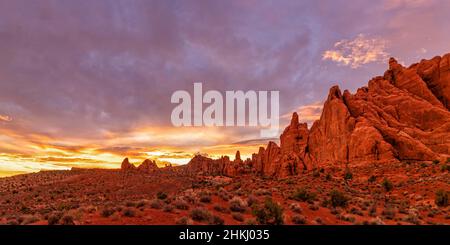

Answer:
[0,114,12,122]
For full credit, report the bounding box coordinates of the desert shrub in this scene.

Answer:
[441,164,450,172]
[382,178,393,192]
[190,208,212,222]
[432,159,440,165]
[254,188,271,196]
[435,189,449,207]
[232,213,244,222]
[209,215,224,225]
[252,198,284,225]
[291,188,316,202]
[6,220,19,225]
[136,199,148,208]
[312,169,320,178]
[403,210,420,225]
[173,199,189,210]
[247,194,259,207]
[156,191,168,200]
[325,173,332,181]
[163,204,174,212]
[289,203,303,213]
[47,212,62,225]
[245,218,257,225]
[20,215,39,225]
[60,215,75,225]
[176,216,192,225]
[330,189,348,207]
[369,217,385,225]
[150,199,163,209]
[291,215,306,224]
[308,203,319,211]
[213,205,228,213]
[199,193,212,203]
[314,217,324,224]
[382,206,396,220]
[101,208,115,218]
[229,197,247,213]
[125,201,136,207]
[369,205,377,217]
[344,169,353,180]
[368,175,376,183]
[350,207,363,216]
[122,207,136,217]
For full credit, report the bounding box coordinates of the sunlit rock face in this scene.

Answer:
[183,53,450,178]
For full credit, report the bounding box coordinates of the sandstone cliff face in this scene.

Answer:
[183,53,450,178]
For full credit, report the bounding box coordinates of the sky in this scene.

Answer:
[1,0,450,177]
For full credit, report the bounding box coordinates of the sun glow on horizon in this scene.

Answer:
[0,124,271,177]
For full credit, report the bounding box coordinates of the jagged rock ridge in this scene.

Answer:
[183,53,450,178]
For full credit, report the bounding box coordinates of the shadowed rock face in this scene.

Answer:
[121,158,160,173]
[137,159,159,173]
[184,53,450,178]
[121,158,136,171]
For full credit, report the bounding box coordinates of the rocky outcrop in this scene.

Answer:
[121,158,136,171]
[183,53,450,178]
[121,158,161,173]
[137,159,159,173]
[184,151,254,176]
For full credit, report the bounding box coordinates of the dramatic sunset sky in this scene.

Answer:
[1,0,450,176]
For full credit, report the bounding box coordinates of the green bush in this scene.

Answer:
[368,175,376,183]
[330,189,348,207]
[252,198,284,225]
[291,188,316,202]
[432,159,440,165]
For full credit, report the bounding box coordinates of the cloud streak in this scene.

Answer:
[0,114,12,122]
[322,34,390,68]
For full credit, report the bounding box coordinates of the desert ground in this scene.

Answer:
[0,159,448,225]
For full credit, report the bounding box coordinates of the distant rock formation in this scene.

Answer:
[183,53,450,178]
[121,158,136,171]
[137,159,159,173]
[121,158,160,173]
